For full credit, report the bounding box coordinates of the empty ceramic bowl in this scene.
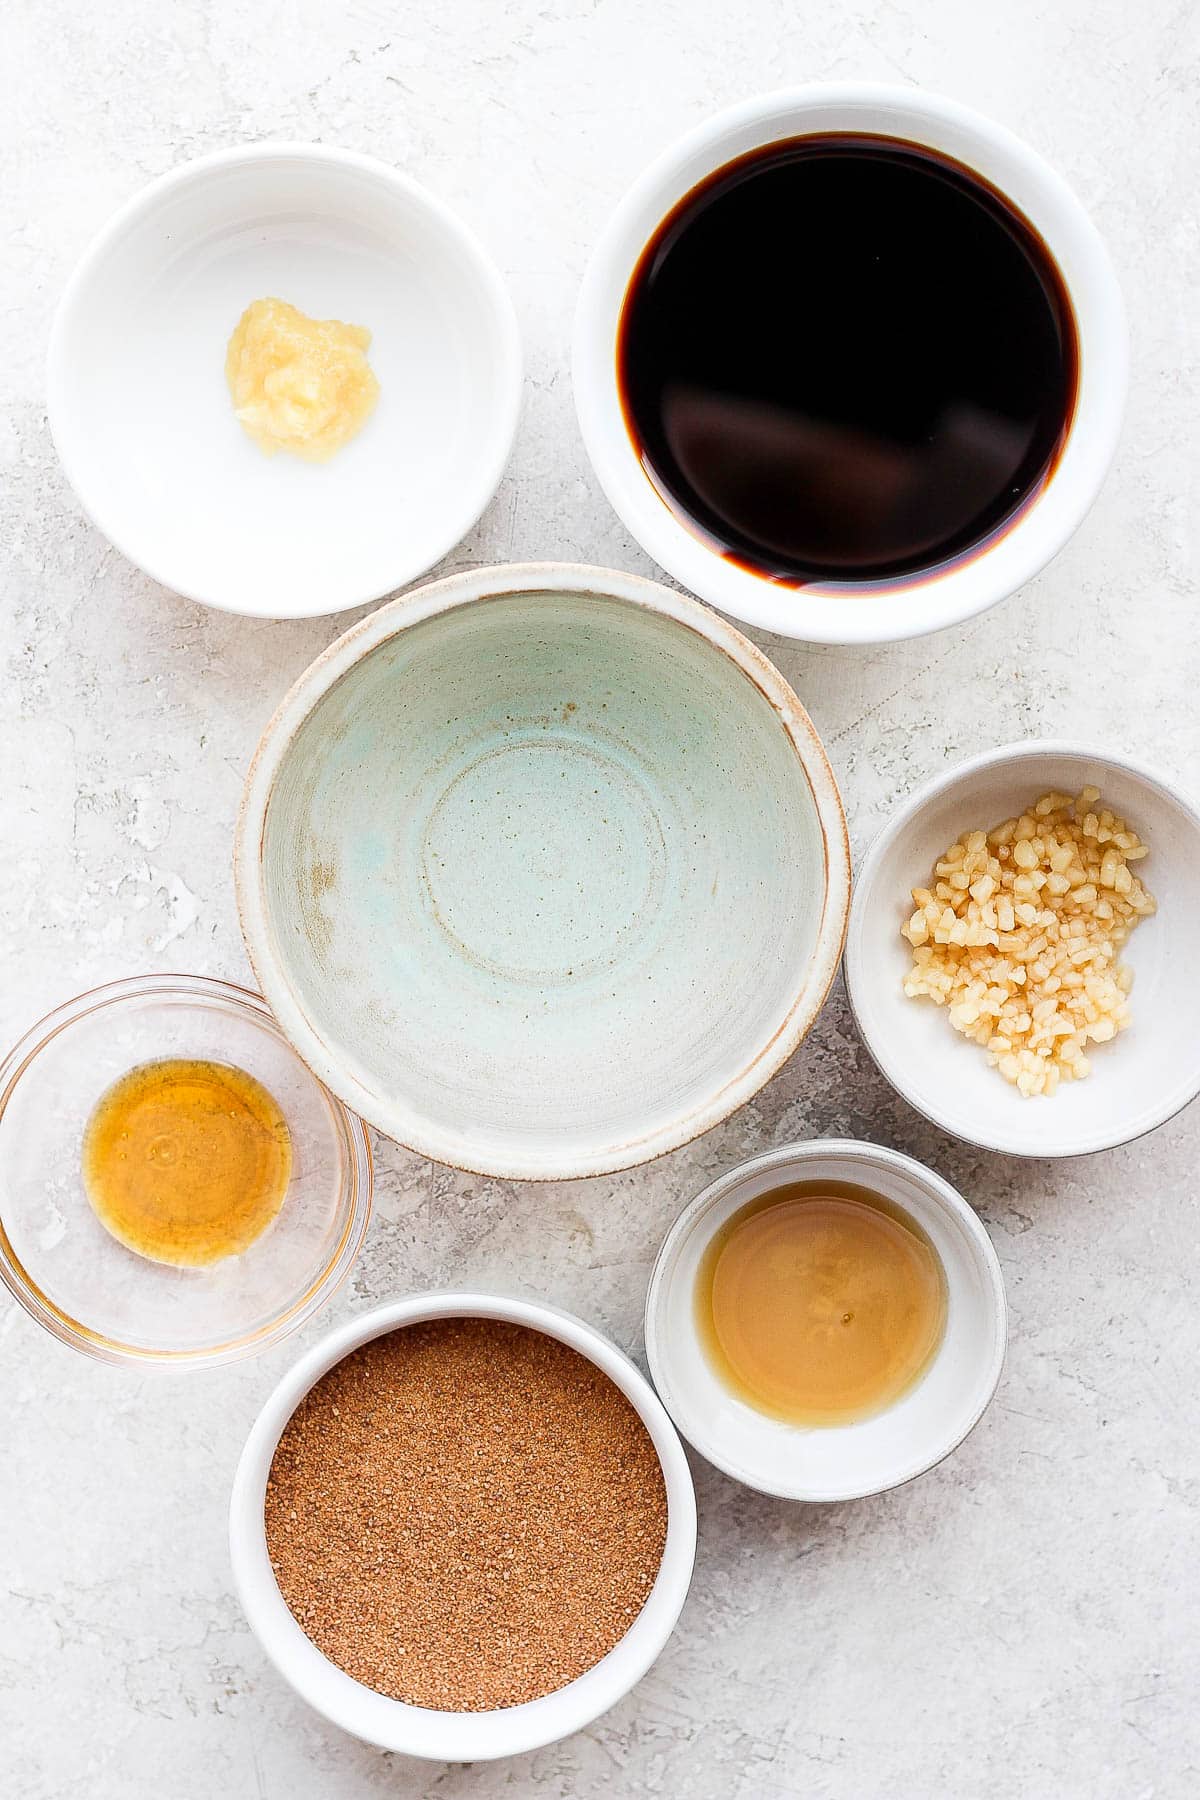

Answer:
[645,1140,1007,1501]
[0,975,371,1365]
[48,143,521,616]
[844,742,1200,1156]
[229,1291,697,1758]
[236,563,850,1179]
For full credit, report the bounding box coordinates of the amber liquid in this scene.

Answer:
[618,134,1078,587]
[695,1180,947,1426]
[82,1059,292,1268]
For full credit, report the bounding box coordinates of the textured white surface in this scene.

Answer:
[1,2,1198,1795]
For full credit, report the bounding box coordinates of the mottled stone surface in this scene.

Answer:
[2,2,1198,1795]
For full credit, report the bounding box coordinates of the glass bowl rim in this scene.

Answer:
[0,972,373,1369]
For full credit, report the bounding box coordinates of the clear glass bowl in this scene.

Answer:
[0,975,372,1367]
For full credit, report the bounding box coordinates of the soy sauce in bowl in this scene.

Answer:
[617,134,1079,588]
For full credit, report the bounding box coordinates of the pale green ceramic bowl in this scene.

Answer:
[236,564,849,1179]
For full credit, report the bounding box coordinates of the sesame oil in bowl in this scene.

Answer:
[646,1141,1007,1502]
[695,1178,947,1428]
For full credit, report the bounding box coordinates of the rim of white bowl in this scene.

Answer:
[234,560,852,1180]
[46,141,523,619]
[644,1139,1008,1501]
[573,83,1128,646]
[229,1290,698,1760]
[844,740,1200,1156]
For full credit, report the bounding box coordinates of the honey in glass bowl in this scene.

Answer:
[83,1058,292,1268]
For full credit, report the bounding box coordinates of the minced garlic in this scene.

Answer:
[225,297,379,461]
[901,788,1156,1096]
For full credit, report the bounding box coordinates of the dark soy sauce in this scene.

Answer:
[617,135,1079,587]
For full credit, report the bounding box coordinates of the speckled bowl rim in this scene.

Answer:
[844,739,1200,1156]
[644,1139,1008,1501]
[0,973,373,1367]
[229,1290,698,1760]
[234,561,851,1180]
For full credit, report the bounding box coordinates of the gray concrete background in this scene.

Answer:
[2,2,1197,1794]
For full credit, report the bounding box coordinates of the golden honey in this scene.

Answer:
[696,1180,947,1426]
[82,1059,291,1268]
[225,296,379,461]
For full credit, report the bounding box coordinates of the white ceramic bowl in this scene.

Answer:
[845,742,1200,1156]
[645,1140,1007,1501]
[48,143,521,617]
[574,84,1127,645]
[235,562,850,1180]
[230,1291,696,1759]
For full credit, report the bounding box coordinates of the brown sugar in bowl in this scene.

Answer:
[265,1318,670,1711]
[229,1293,697,1759]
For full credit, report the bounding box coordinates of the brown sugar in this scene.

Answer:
[263,1318,670,1711]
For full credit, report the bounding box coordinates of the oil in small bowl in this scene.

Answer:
[83,1058,291,1268]
[695,1179,947,1427]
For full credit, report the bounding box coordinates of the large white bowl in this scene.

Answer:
[229,1292,697,1759]
[844,742,1200,1156]
[574,84,1127,645]
[236,563,850,1179]
[48,143,521,617]
[645,1140,1007,1501]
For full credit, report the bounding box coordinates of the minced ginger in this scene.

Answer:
[901,788,1156,1096]
[225,296,379,461]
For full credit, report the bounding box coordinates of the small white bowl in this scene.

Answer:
[845,742,1200,1156]
[574,84,1127,645]
[645,1141,1006,1502]
[48,143,521,618]
[230,1292,696,1759]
